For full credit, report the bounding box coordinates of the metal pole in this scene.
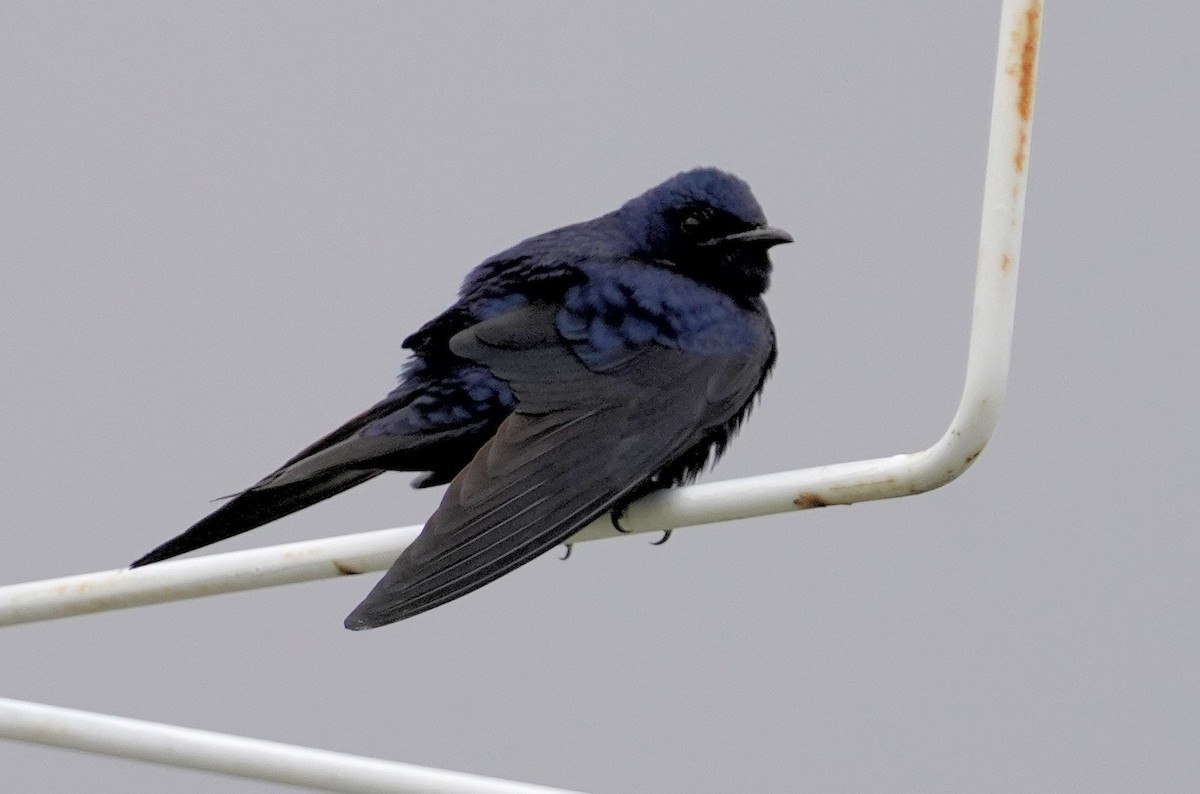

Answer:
[0,2,1043,790]
[0,0,1042,626]
[0,697,586,794]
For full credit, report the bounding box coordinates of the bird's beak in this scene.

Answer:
[703,225,794,248]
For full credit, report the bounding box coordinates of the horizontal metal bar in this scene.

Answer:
[0,453,985,627]
[0,697,586,794]
[0,526,420,626]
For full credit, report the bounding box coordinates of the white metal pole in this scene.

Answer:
[0,525,421,626]
[0,0,1042,631]
[0,697,587,794]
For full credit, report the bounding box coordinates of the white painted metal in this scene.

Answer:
[0,697,586,794]
[0,525,421,626]
[0,0,1042,629]
[0,1,1043,789]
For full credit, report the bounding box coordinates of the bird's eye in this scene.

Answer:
[679,206,714,234]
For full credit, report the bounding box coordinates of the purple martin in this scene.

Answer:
[131,167,791,629]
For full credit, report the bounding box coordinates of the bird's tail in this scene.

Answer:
[130,469,384,567]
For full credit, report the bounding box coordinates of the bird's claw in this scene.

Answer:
[613,506,670,545]
[610,507,631,534]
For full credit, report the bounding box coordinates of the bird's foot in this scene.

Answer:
[612,503,672,545]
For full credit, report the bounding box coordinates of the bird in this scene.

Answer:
[131,167,792,629]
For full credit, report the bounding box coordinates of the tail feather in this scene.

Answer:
[130,469,384,567]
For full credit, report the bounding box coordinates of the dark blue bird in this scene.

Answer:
[131,167,791,629]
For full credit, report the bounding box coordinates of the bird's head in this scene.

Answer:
[614,167,792,300]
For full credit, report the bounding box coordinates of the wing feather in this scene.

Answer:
[345,302,771,627]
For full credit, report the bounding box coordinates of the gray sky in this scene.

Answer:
[2,2,1198,792]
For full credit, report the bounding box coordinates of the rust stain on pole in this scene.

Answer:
[793,492,830,510]
[332,560,360,576]
[1009,0,1042,173]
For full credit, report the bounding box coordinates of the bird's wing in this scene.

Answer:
[130,385,500,568]
[344,302,771,628]
[250,394,496,491]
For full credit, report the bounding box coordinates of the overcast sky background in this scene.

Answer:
[2,3,1198,792]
